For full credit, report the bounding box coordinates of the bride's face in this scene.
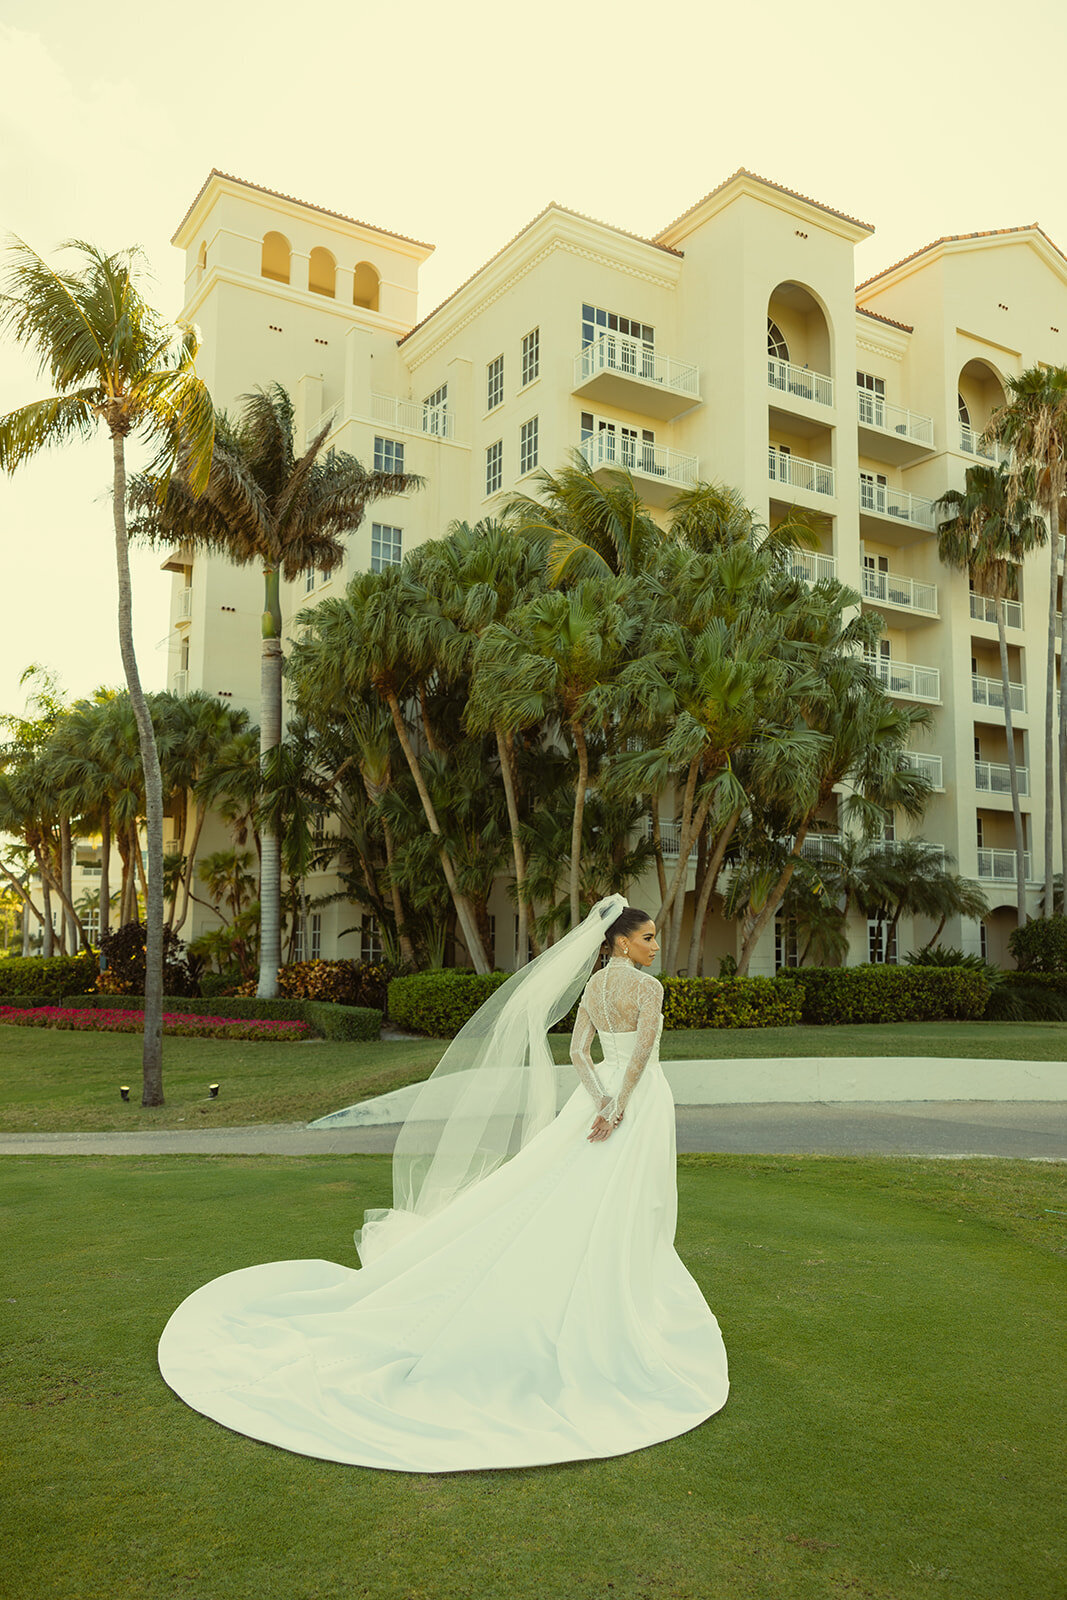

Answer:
[618,921,658,966]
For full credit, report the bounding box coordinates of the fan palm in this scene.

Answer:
[936,463,1044,922]
[0,239,214,1103]
[504,452,668,585]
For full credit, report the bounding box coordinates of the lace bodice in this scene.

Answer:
[569,957,664,1122]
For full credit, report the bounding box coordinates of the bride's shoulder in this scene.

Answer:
[637,969,664,1001]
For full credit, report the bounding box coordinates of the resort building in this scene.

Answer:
[165,168,1067,973]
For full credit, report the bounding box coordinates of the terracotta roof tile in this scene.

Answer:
[398,203,681,346]
[172,169,434,251]
[857,224,1067,289]
[856,304,914,333]
[656,168,874,240]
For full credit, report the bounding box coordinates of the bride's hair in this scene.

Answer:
[600,906,652,962]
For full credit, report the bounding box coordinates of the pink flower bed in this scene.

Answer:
[0,1006,312,1041]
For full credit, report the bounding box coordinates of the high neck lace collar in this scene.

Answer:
[607,955,635,967]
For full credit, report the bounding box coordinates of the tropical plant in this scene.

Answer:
[0,239,214,1104]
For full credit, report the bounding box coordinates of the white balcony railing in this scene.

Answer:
[858,477,936,530]
[652,819,697,858]
[970,593,1023,629]
[857,389,934,446]
[975,759,1030,796]
[173,670,189,697]
[900,751,944,789]
[960,424,1009,464]
[582,430,698,488]
[800,832,944,863]
[371,392,454,439]
[861,566,938,615]
[768,358,833,408]
[769,449,835,497]
[865,655,941,702]
[177,586,193,620]
[789,549,837,584]
[576,333,699,398]
[306,401,343,447]
[977,847,1032,881]
[972,674,1027,713]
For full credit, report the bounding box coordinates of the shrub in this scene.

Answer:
[0,1005,312,1041]
[388,971,511,1036]
[789,964,990,1025]
[1008,915,1067,972]
[303,1001,381,1042]
[984,970,1067,1021]
[659,975,804,1030]
[98,922,199,997]
[0,952,97,1001]
[57,990,382,1040]
[234,958,401,1011]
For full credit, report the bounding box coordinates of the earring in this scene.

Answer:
[622,944,629,955]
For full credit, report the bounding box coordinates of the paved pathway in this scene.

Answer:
[1,1100,1064,1160]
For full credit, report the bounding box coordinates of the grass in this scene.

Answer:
[1,1152,1063,1600]
[1,1018,1066,1135]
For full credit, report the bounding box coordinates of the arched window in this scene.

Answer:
[353,261,380,311]
[958,392,971,427]
[309,247,336,298]
[261,232,291,285]
[196,240,207,284]
[767,318,789,362]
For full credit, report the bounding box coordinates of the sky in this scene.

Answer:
[1,0,1065,722]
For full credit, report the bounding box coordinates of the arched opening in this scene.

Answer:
[766,282,832,379]
[261,231,291,285]
[309,247,336,298]
[196,240,207,284]
[353,261,380,311]
[957,358,1006,448]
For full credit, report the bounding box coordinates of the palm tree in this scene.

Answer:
[935,462,1044,922]
[126,383,420,998]
[986,367,1067,915]
[0,239,214,1104]
[504,452,667,585]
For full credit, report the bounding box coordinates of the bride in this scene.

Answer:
[158,896,729,1472]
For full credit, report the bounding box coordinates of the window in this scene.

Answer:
[423,384,449,435]
[958,392,971,427]
[868,919,897,964]
[582,304,654,350]
[487,354,504,411]
[82,907,100,945]
[308,247,336,299]
[361,914,383,964]
[353,261,379,311]
[519,417,539,475]
[261,231,291,284]
[521,328,540,386]
[580,412,655,471]
[486,439,503,495]
[514,915,534,966]
[294,913,322,963]
[371,524,402,571]
[859,470,888,512]
[857,370,887,427]
[767,318,789,362]
[979,922,988,961]
[374,436,405,475]
[774,917,798,972]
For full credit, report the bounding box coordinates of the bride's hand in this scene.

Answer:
[587,1110,622,1142]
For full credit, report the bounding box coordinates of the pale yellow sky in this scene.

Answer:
[1,0,1064,716]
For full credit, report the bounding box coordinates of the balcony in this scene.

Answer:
[975,759,1030,796]
[177,586,193,621]
[768,449,835,498]
[767,357,833,410]
[581,431,698,504]
[858,477,936,539]
[865,655,941,703]
[972,674,1027,714]
[960,424,1009,464]
[900,751,944,789]
[970,593,1023,629]
[173,670,189,697]
[856,389,935,463]
[800,832,944,864]
[861,565,938,619]
[372,392,454,440]
[976,847,1032,882]
[652,819,697,858]
[788,549,837,584]
[574,334,700,420]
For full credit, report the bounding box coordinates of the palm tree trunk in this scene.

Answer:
[736,821,812,976]
[497,727,530,967]
[111,431,165,1104]
[383,688,491,973]
[98,809,110,966]
[36,845,90,949]
[172,804,206,935]
[648,798,668,903]
[59,815,73,954]
[257,566,283,998]
[1056,501,1067,924]
[569,719,589,931]
[997,610,1028,926]
[657,780,713,931]
[1045,509,1058,916]
[39,857,54,957]
[686,809,740,974]
[380,815,417,968]
[133,828,149,906]
[0,863,46,937]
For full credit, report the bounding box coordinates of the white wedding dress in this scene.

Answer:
[158,957,729,1472]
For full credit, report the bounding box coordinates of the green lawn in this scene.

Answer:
[1,1018,1065,1134]
[1,1153,1063,1600]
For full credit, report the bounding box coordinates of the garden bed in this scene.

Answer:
[0,1005,312,1042]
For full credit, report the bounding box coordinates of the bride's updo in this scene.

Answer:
[600,906,652,963]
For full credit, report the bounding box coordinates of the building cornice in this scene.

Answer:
[180,264,412,339]
[857,226,1067,296]
[656,168,874,249]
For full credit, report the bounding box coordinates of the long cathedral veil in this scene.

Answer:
[356,893,626,1264]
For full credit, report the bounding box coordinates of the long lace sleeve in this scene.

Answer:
[569,999,608,1108]
[603,975,663,1122]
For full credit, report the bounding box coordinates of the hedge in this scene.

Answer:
[388,971,511,1037]
[234,958,400,1011]
[53,992,381,1042]
[0,953,97,1001]
[1007,915,1067,973]
[0,1005,313,1042]
[787,964,990,1025]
